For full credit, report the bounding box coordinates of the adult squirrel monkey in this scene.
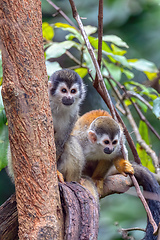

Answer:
[72,109,134,190]
[48,69,86,182]
[48,69,86,160]
[7,69,86,183]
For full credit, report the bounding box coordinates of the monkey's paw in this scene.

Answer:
[57,170,65,183]
[114,159,134,176]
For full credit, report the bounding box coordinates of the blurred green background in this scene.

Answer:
[1,0,160,239]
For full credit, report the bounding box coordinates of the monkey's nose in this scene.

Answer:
[62,97,74,106]
[104,147,114,154]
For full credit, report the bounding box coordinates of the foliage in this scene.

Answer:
[0,51,3,85]
[43,21,159,173]
[136,121,155,172]
[0,86,8,171]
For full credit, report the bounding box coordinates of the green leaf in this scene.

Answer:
[122,69,134,80]
[125,81,159,101]
[45,41,76,60]
[136,99,148,113]
[0,126,9,171]
[45,61,62,77]
[84,25,97,36]
[124,99,132,106]
[104,77,115,90]
[65,34,76,41]
[0,51,3,80]
[153,97,160,119]
[140,88,159,100]
[55,22,77,34]
[0,86,4,112]
[103,35,129,48]
[0,86,8,171]
[111,44,127,56]
[103,61,122,82]
[89,36,113,52]
[139,121,150,145]
[125,81,150,92]
[83,50,96,79]
[144,71,158,80]
[55,23,84,44]
[136,121,155,172]
[103,51,130,68]
[128,59,158,73]
[42,22,54,40]
[0,124,9,171]
[89,36,115,63]
[74,68,88,78]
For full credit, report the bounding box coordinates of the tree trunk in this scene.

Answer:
[0,0,64,239]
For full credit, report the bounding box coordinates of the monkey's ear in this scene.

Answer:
[88,130,97,144]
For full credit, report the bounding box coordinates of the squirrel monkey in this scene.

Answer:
[7,69,86,183]
[48,69,86,159]
[48,69,86,182]
[72,109,134,191]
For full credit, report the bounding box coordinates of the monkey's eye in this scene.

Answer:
[61,88,67,93]
[104,140,109,145]
[71,89,77,94]
[112,140,118,145]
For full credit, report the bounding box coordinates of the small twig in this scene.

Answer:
[121,227,146,233]
[97,0,103,68]
[94,0,103,88]
[117,225,145,240]
[104,76,127,115]
[126,91,153,110]
[80,46,85,66]
[69,0,103,82]
[130,100,160,140]
[130,174,158,235]
[46,0,78,30]
[65,50,82,65]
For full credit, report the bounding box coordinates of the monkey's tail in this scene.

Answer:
[133,162,160,240]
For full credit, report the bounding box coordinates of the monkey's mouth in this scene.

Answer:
[62,97,74,106]
[104,147,114,154]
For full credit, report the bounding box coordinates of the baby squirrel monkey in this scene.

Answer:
[7,69,86,183]
[48,69,86,182]
[72,109,134,192]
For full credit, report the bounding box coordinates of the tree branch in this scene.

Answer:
[46,0,78,30]
[94,0,103,88]
[0,182,99,240]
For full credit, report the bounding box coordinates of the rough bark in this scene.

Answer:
[0,183,99,240]
[0,194,18,240]
[0,0,63,239]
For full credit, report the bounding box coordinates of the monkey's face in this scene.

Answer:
[58,82,80,106]
[88,130,119,155]
[49,81,82,109]
[98,134,119,155]
[101,135,118,154]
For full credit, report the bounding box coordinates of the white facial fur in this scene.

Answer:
[55,82,81,105]
[96,133,119,150]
